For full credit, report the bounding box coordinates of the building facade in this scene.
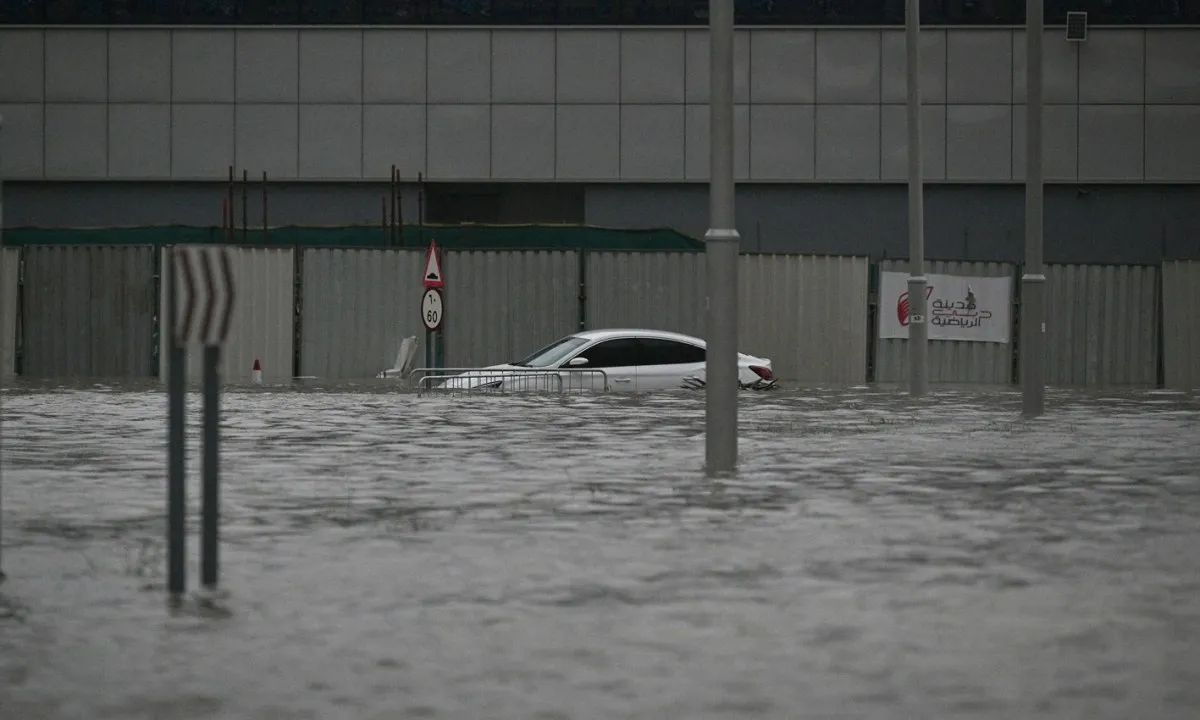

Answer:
[1,1,1198,262]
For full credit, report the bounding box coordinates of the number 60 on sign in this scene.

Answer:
[421,287,443,331]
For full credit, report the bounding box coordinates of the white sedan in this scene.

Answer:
[424,328,777,393]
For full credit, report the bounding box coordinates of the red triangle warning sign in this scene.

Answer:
[423,240,444,288]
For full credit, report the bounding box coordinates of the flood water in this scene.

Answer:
[1,384,1199,720]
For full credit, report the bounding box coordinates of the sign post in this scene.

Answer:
[422,240,445,372]
[168,245,236,600]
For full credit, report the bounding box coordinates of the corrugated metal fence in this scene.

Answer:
[874,260,1016,385]
[159,247,295,384]
[0,247,18,380]
[1162,260,1200,390]
[22,245,156,377]
[586,252,870,383]
[444,250,580,369]
[300,249,425,380]
[1045,264,1160,387]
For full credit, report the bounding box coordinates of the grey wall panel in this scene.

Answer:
[946,105,1012,181]
[620,105,685,180]
[0,248,18,380]
[816,105,881,180]
[235,104,299,179]
[1044,264,1159,387]
[684,104,751,181]
[300,249,425,380]
[0,104,45,179]
[492,30,555,104]
[45,30,107,103]
[740,254,869,384]
[109,104,171,179]
[1144,29,1200,104]
[946,30,1012,105]
[1079,30,1144,104]
[874,260,1015,385]
[750,30,816,103]
[171,104,235,179]
[443,250,579,369]
[0,30,44,102]
[556,105,620,180]
[44,104,107,179]
[299,30,363,104]
[881,104,947,181]
[427,104,490,180]
[1012,104,1079,181]
[880,29,946,104]
[1162,261,1200,390]
[362,104,426,180]
[159,247,295,384]
[1012,29,1079,105]
[235,30,299,104]
[750,104,816,180]
[816,30,881,104]
[620,30,686,104]
[556,30,619,104]
[362,30,426,104]
[299,105,363,179]
[427,30,491,104]
[1078,105,1144,181]
[492,105,555,180]
[585,251,706,338]
[23,245,156,378]
[109,30,171,103]
[1145,106,1200,182]
[172,30,235,103]
[684,29,751,104]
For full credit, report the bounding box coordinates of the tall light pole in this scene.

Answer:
[1022,0,1046,417]
[706,0,739,475]
[905,0,929,397]
[0,113,6,582]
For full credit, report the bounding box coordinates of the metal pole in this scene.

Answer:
[905,0,929,397]
[1022,0,1046,417]
[167,250,187,598]
[0,113,6,582]
[201,344,220,589]
[705,0,739,475]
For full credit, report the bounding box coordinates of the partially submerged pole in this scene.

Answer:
[1022,0,1047,417]
[905,0,929,397]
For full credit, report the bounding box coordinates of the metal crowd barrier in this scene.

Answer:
[407,367,610,396]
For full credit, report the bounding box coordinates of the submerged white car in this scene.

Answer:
[426,328,777,393]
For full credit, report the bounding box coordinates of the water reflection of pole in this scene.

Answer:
[1022,0,1046,418]
[706,0,739,475]
[905,0,929,398]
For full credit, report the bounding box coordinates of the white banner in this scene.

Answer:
[879,271,1012,343]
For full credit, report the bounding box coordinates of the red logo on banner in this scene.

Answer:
[897,285,934,327]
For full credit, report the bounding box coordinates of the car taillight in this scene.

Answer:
[749,365,774,381]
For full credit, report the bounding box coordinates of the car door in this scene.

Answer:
[560,337,642,391]
[634,338,707,389]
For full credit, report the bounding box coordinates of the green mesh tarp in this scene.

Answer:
[1,224,704,251]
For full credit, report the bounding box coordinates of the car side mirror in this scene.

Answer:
[566,356,589,367]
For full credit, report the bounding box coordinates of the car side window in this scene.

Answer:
[574,338,642,368]
[639,338,706,365]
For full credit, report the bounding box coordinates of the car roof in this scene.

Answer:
[570,328,706,346]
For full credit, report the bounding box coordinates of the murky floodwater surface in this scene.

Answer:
[1,385,1198,720]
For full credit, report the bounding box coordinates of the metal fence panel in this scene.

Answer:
[585,251,706,337]
[299,249,425,380]
[1045,264,1159,387]
[443,250,579,368]
[874,260,1016,384]
[1,248,19,380]
[1163,260,1200,390]
[740,254,869,383]
[159,247,295,384]
[22,245,156,378]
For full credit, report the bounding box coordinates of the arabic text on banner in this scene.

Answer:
[878,271,1012,344]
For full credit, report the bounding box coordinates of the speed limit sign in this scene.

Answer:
[421,287,443,331]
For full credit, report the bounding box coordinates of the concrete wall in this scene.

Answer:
[2,26,1198,183]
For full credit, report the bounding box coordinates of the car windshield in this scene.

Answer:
[512,336,590,367]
